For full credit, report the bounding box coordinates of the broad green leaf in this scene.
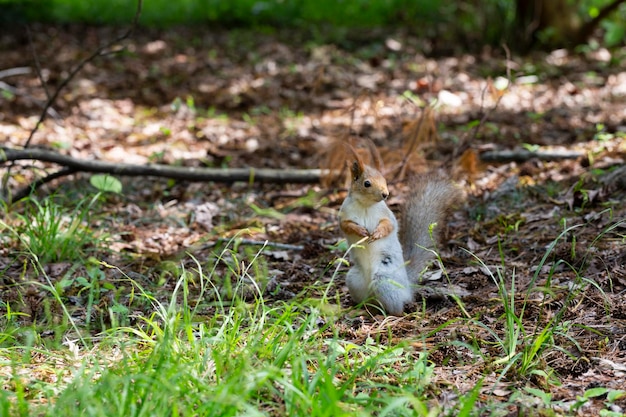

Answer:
[607,390,626,402]
[604,23,625,47]
[584,387,609,398]
[524,386,552,405]
[90,174,122,194]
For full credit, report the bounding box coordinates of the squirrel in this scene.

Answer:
[338,141,462,315]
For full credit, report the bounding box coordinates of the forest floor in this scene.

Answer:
[1,24,626,415]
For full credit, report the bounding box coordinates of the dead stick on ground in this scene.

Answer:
[1,147,323,202]
[480,149,584,162]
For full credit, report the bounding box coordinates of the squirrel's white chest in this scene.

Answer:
[340,200,395,235]
[339,199,400,273]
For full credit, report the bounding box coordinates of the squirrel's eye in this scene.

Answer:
[364,180,371,188]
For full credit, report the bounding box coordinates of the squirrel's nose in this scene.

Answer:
[382,192,389,200]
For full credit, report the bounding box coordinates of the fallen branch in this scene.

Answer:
[480,148,584,163]
[1,147,322,197]
[0,67,32,79]
[2,0,144,199]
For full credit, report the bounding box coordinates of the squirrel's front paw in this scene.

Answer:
[369,218,394,242]
[367,230,383,242]
[357,226,370,238]
[340,220,369,238]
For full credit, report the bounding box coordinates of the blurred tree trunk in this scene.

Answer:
[515,0,626,50]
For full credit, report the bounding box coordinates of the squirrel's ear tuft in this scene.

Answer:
[345,142,365,179]
[351,161,363,180]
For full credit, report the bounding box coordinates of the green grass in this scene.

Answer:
[466,217,622,386]
[0,194,461,416]
[1,193,624,416]
[0,252,445,417]
[12,195,100,263]
[10,0,441,27]
[9,0,500,35]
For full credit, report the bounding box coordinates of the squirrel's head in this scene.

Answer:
[346,141,389,204]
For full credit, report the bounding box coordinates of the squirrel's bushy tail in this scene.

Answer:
[400,176,463,282]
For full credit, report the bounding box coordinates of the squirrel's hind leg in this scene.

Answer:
[346,266,370,305]
[372,275,412,315]
[345,263,412,316]
[371,255,413,315]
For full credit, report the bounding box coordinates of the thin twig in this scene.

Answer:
[397,104,431,179]
[11,167,77,202]
[3,0,143,201]
[26,26,50,101]
[459,44,512,157]
[23,0,143,149]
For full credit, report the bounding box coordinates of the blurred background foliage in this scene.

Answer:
[1,0,625,50]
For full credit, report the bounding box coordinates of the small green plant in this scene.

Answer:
[497,213,524,234]
[522,143,540,152]
[15,196,98,263]
[89,174,122,194]
[1,87,15,100]
[278,106,305,136]
[521,386,626,416]
[464,221,594,384]
[8,176,122,263]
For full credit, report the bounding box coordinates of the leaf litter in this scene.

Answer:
[1,24,625,414]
